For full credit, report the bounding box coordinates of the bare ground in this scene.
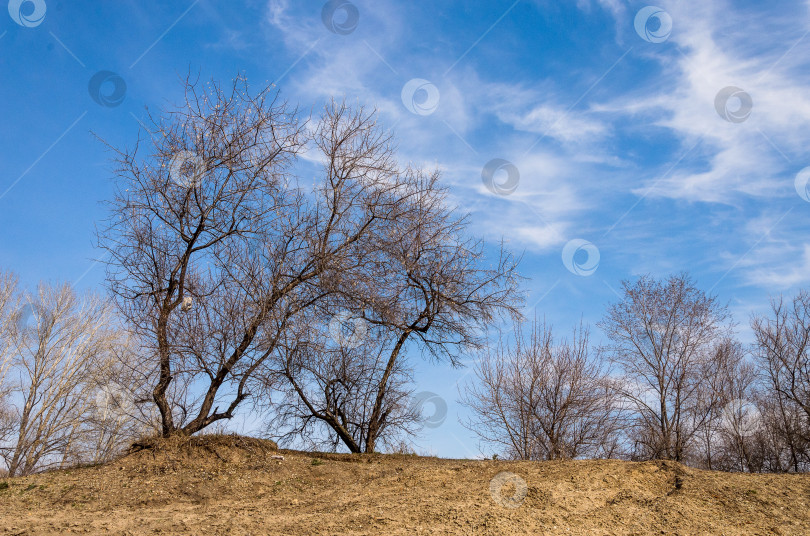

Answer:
[1,435,809,535]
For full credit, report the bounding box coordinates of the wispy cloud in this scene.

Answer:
[608,0,810,203]
[259,0,810,291]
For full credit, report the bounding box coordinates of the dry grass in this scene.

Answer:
[1,434,809,535]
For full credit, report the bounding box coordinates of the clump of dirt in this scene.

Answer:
[1,435,809,535]
[114,433,279,478]
[126,433,277,463]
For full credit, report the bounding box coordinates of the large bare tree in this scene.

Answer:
[99,75,306,437]
[599,274,730,462]
[99,75,516,440]
[460,319,620,460]
[265,180,523,453]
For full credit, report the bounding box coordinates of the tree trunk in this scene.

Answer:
[365,330,411,453]
[154,309,176,437]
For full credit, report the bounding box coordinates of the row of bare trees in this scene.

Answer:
[90,76,810,470]
[3,75,807,474]
[462,274,810,472]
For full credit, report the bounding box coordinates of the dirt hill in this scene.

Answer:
[1,434,809,535]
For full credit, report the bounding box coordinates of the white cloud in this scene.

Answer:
[707,210,810,290]
[744,243,810,288]
[261,1,605,255]
[495,102,608,144]
[260,0,810,282]
[511,225,567,251]
[609,0,810,204]
[443,151,594,253]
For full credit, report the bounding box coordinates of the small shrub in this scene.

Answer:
[0,482,9,491]
[311,458,324,467]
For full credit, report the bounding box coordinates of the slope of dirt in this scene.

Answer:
[1,434,809,535]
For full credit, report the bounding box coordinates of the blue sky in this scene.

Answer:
[1,0,810,457]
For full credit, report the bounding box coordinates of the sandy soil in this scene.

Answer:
[1,435,809,535]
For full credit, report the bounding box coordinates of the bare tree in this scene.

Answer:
[261,125,523,454]
[691,339,764,472]
[345,185,523,454]
[99,75,516,440]
[0,283,117,476]
[751,291,810,472]
[753,392,809,472]
[599,273,730,462]
[99,75,307,437]
[460,319,620,460]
